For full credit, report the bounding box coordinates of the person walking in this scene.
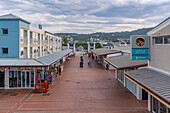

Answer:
[89,59,92,67]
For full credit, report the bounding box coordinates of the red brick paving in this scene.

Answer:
[0,55,148,113]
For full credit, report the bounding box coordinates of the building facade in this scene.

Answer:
[0,14,62,59]
[125,17,170,113]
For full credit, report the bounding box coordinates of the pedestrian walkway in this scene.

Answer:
[0,55,148,113]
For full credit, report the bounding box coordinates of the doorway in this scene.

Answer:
[0,72,4,87]
[9,71,32,88]
[21,71,31,88]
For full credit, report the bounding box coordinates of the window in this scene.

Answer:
[2,28,8,35]
[2,48,8,54]
[154,37,163,44]
[30,47,33,58]
[152,97,169,113]
[38,34,40,44]
[154,36,170,44]
[126,78,137,96]
[41,34,43,44]
[164,36,170,44]
[30,32,33,44]
[23,30,27,44]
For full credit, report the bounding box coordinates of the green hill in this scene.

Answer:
[54,27,153,41]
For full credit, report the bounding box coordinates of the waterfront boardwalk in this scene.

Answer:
[0,55,148,113]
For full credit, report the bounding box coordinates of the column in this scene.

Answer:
[137,86,142,100]
[124,70,126,87]
[148,93,151,111]
[5,69,9,89]
[73,44,75,52]
[115,69,117,79]
[68,43,70,49]
[93,42,95,49]
[34,68,36,87]
[88,42,90,52]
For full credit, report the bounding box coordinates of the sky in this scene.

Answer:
[0,0,170,34]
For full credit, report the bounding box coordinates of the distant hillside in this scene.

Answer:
[54,27,153,41]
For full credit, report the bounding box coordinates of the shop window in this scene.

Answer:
[126,78,137,97]
[117,70,124,83]
[18,71,21,87]
[0,72,4,87]
[31,71,34,87]
[160,102,167,113]
[152,97,159,113]
[2,28,8,35]
[2,48,8,54]
[9,71,18,87]
[22,72,25,87]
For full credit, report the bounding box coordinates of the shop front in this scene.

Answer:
[104,55,148,100]
[8,69,35,88]
[125,68,170,112]
[0,49,72,89]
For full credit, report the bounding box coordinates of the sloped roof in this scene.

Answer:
[36,49,72,65]
[0,59,44,67]
[91,48,121,56]
[0,49,72,67]
[104,55,147,69]
[113,46,131,53]
[125,68,170,106]
[147,17,170,36]
[0,14,30,24]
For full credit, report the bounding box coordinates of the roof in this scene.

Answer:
[147,17,170,36]
[125,68,170,104]
[0,59,44,67]
[0,49,72,67]
[0,14,30,24]
[45,31,54,35]
[91,48,121,56]
[113,46,131,53]
[104,55,147,69]
[36,49,72,65]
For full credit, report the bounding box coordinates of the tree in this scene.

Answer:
[113,39,119,42]
[95,43,103,49]
[63,38,68,44]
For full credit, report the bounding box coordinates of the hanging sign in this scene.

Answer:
[131,35,149,60]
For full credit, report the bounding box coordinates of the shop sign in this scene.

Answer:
[131,35,149,60]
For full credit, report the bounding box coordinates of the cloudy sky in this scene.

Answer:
[0,0,170,33]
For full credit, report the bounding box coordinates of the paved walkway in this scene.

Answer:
[0,55,148,113]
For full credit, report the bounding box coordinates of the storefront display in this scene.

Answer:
[8,70,35,88]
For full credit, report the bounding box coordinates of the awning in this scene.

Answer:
[36,49,72,66]
[91,48,121,56]
[0,49,72,67]
[104,55,147,69]
[125,68,170,108]
[0,59,44,67]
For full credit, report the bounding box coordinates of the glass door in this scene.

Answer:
[21,71,25,87]
[0,72,4,87]
[21,71,31,88]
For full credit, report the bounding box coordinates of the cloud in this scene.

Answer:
[0,0,169,33]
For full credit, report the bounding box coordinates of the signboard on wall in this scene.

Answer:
[131,35,149,60]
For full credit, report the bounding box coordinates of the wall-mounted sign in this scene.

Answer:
[131,35,149,60]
